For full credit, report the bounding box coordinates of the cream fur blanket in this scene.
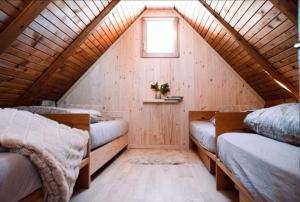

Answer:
[0,108,89,202]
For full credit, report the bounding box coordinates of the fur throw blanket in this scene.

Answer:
[0,108,89,201]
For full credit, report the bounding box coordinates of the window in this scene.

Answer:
[142,17,179,58]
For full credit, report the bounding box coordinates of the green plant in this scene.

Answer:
[160,83,170,95]
[150,82,160,92]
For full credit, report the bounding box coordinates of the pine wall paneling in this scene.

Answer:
[58,10,264,149]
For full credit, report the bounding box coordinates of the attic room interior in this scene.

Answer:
[0,0,299,201]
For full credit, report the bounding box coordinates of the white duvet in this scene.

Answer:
[0,108,89,202]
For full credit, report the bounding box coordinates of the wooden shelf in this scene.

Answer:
[143,99,182,104]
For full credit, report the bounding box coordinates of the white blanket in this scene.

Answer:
[0,108,89,202]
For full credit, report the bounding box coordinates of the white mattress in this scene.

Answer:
[90,119,128,150]
[190,121,215,153]
[218,133,300,202]
[0,152,41,201]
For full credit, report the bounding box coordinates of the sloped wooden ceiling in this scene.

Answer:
[176,0,299,101]
[0,0,298,106]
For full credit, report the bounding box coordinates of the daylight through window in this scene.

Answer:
[142,17,179,58]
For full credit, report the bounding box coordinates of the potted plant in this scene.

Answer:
[151,82,161,99]
[160,83,170,97]
[150,82,170,99]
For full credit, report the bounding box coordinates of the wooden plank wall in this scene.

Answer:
[58,10,264,149]
[0,1,298,106]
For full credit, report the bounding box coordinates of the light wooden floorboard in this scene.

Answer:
[71,149,238,202]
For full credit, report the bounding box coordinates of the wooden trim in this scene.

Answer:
[197,0,300,99]
[0,0,51,55]
[141,17,179,58]
[90,134,128,175]
[16,0,121,105]
[215,112,250,157]
[269,0,297,25]
[216,160,255,202]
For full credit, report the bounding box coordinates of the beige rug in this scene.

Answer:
[127,150,187,165]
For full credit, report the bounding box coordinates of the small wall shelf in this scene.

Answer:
[143,99,182,104]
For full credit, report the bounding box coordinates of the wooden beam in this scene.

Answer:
[269,0,297,25]
[16,0,120,105]
[197,0,299,99]
[0,0,51,55]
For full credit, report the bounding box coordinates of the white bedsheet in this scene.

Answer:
[218,133,300,202]
[90,119,128,150]
[190,121,215,153]
[0,152,41,202]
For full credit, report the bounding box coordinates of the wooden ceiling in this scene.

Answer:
[0,0,298,106]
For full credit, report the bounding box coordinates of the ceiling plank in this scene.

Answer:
[197,0,299,99]
[0,0,51,55]
[269,0,297,25]
[16,0,120,105]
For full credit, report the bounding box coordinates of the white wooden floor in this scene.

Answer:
[72,149,238,202]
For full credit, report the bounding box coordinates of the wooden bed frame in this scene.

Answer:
[189,111,255,202]
[189,111,217,174]
[214,112,254,202]
[22,113,128,201]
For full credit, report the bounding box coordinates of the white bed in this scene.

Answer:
[190,121,215,153]
[14,106,129,150]
[90,119,129,150]
[218,132,300,201]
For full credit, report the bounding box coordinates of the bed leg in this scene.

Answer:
[189,136,196,150]
[210,158,216,174]
[216,163,234,191]
[76,164,90,189]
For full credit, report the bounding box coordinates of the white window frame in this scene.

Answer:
[142,17,179,58]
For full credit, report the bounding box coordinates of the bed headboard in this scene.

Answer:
[41,113,90,131]
[189,111,217,122]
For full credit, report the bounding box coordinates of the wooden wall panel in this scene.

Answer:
[58,10,264,149]
[0,1,297,106]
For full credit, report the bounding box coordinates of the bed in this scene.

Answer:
[190,121,215,153]
[1,107,128,201]
[189,111,217,173]
[218,132,300,202]
[0,152,41,202]
[22,113,128,201]
[36,112,129,176]
[0,111,90,202]
[214,110,300,202]
[90,120,128,150]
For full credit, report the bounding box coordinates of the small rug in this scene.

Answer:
[128,150,187,165]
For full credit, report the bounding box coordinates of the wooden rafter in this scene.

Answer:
[197,0,299,99]
[0,0,51,55]
[269,0,297,25]
[16,0,120,105]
